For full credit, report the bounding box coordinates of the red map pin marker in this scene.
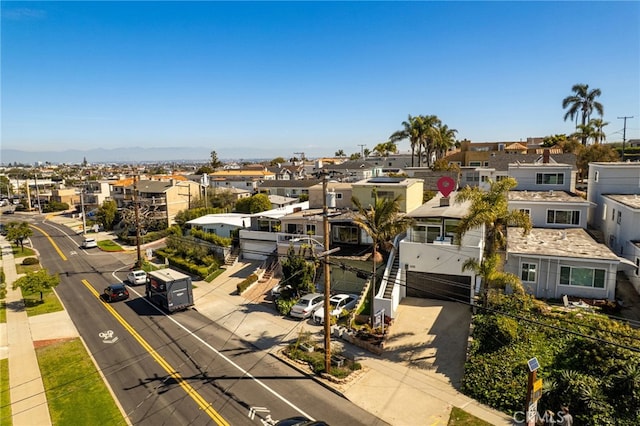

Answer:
[437,176,455,197]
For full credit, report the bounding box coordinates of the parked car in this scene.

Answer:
[275,417,328,426]
[312,294,359,325]
[290,293,324,319]
[81,237,98,248]
[103,284,129,302]
[127,270,148,285]
[271,282,293,299]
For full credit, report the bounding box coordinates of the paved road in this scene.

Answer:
[29,219,389,426]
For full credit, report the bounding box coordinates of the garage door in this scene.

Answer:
[406,271,471,303]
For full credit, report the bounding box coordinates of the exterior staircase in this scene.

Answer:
[224,248,239,267]
[383,251,400,299]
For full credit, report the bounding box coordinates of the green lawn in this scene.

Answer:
[0,358,11,426]
[11,246,35,258]
[97,240,123,252]
[15,263,41,274]
[20,288,63,317]
[37,339,126,426]
[0,301,6,323]
[448,407,494,426]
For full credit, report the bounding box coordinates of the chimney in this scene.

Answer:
[440,197,450,207]
[543,149,550,164]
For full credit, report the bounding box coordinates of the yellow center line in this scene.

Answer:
[81,279,229,426]
[30,224,67,261]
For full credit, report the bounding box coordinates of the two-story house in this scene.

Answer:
[257,179,321,199]
[209,168,276,193]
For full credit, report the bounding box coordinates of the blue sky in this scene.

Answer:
[2,1,639,160]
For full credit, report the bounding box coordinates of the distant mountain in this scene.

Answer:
[1,147,213,165]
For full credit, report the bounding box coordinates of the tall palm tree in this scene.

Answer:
[352,190,414,327]
[455,177,532,257]
[433,123,458,161]
[562,84,604,145]
[589,118,609,144]
[416,115,441,167]
[390,115,420,167]
[373,141,398,157]
[462,254,524,296]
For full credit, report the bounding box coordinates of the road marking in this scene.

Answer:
[248,406,270,420]
[81,279,229,426]
[29,224,68,261]
[125,285,316,421]
[99,330,119,344]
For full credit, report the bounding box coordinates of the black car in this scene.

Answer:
[104,284,129,302]
[275,417,328,426]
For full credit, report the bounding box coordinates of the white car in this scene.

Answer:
[289,293,325,319]
[312,294,359,325]
[81,238,98,249]
[127,270,148,285]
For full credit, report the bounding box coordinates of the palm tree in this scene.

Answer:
[572,123,598,145]
[416,115,441,167]
[455,178,531,257]
[562,84,604,145]
[373,141,398,157]
[335,149,346,158]
[352,190,414,326]
[389,115,420,167]
[589,118,609,144]
[462,254,524,297]
[433,123,458,161]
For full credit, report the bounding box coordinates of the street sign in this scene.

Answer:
[532,378,543,402]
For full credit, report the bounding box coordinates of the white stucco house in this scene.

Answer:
[508,190,593,229]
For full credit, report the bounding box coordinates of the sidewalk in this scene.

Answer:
[1,238,53,426]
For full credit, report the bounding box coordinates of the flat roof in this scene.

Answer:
[186,213,249,227]
[507,227,619,261]
[508,190,591,204]
[406,192,471,219]
[603,194,640,210]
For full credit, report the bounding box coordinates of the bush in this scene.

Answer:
[276,298,297,316]
[237,274,258,294]
[190,228,232,247]
[22,257,39,265]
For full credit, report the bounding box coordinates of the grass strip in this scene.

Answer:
[36,339,126,426]
[0,358,11,426]
[20,289,63,317]
[447,407,494,426]
[97,240,124,252]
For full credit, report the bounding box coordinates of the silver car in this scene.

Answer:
[289,293,324,319]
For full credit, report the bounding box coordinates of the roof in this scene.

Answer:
[504,142,528,151]
[406,192,472,219]
[268,195,298,204]
[488,152,577,171]
[258,179,321,188]
[603,194,640,210]
[250,201,310,219]
[507,227,620,261]
[508,190,592,205]
[186,213,249,227]
[323,160,377,170]
[210,170,276,178]
[352,177,423,188]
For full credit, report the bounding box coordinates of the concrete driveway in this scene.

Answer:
[382,297,472,388]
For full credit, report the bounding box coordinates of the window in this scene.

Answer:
[612,208,616,221]
[546,210,580,225]
[560,266,606,288]
[444,219,460,237]
[332,225,359,244]
[469,161,481,167]
[594,171,599,182]
[335,193,343,199]
[374,190,395,200]
[636,258,640,277]
[617,211,622,224]
[481,176,488,182]
[465,172,479,182]
[286,223,297,234]
[536,173,564,185]
[602,204,607,221]
[484,162,489,167]
[519,208,531,216]
[305,224,316,235]
[521,263,537,282]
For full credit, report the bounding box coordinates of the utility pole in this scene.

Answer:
[80,183,87,235]
[322,174,332,373]
[358,144,366,159]
[618,116,633,161]
[133,175,142,268]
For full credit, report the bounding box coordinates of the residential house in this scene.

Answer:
[508,161,576,192]
[186,213,250,239]
[351,177,424,214]
[268,195,299,209]
[445,138,555,167]
[257,179,321,198]
[587,162,640,228]
[209,168,276,193]
[508,190,592,229]
[598,194,640,293]
[319,160,382,182]
[395,193,484,317]
[307,182,353,210]
[49,188,80,208]
[504,228,621,301]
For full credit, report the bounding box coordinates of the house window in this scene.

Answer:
[594,171,599,182]
[617,211,622,224]
[374,190,395,200]
[444,219,460,237]
[484,162,489,167]
[602,204,607,221]
[636,258,640,277]
[465,172,479,182]
[546,210,580,225]
[481,176,488,182]
[411,225,428,243]
[332,225,359,244]
[305,224,316,235]
[335,193,343,199]
[609,234,616,248]
[521,263,537,282]
[286,224,297,234]
[469,161,481,167]
[612,208,616,221]
[519,208,531,216]
[536,173,564,185]
[560,266,606,288]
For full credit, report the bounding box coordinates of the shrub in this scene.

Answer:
[276,298,297,316]
[237,274,258,294]
[190,228,232,247]
[22,257,39,265]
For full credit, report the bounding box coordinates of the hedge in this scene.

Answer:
[189,228,232,247]
[236,274,258,294]
[155,250,208,278]
[22,257,39,265]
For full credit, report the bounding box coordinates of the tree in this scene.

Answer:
[577,144,619,179]
[349,152,362,160]
[270,157,286,166]
[589,118,609,144]
[390,115,420,167]
[195,165,215,175]
[334,149,346,158]
[13,269,60,301]
[373,141,398,157]
[455,178,531,258]
[210,150,223,169]
[352,190,414,326]
[235,193,271,214]
[280,245,317,298]
[6,221,33,251]
[562,84,604,145]
[433,123,457,161]
[96,200,118,231]
[417,115,442,167]
[462,254,524,297]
